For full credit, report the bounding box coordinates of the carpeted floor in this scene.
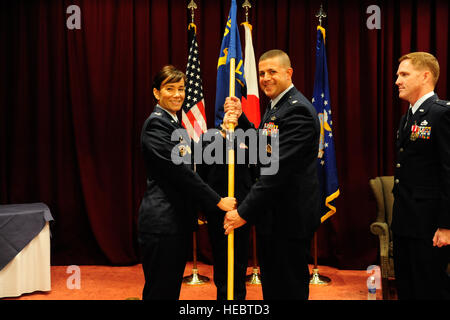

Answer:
[3,262,386,300]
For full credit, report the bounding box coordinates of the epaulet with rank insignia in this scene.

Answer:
[288,96,300,106]
[435,98,450,108]
[149,110,163,119]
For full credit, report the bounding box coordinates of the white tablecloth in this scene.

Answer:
[0,222,51,298]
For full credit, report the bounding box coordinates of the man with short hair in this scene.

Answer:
[392,52,450,299]
[222,49,321,300]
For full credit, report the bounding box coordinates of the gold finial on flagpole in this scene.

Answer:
[316,4,327,26]
[242,0,251,23]
[188,0,197,24]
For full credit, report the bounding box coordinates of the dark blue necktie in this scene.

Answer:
[403,108,413,131]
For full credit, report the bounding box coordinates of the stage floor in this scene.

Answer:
[3,262,384,300]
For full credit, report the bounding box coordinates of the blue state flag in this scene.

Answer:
[214,0,246,128]
[312,26,340,223]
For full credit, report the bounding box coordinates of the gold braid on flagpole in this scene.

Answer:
[241,21,252,31]
[188,23,197,34]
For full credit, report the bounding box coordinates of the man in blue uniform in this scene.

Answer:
[223,49,321,300]
[392,52,450,299]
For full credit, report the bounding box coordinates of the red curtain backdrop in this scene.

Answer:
[1,0,449,268]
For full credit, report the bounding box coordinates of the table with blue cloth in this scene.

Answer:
[0,203,54,298]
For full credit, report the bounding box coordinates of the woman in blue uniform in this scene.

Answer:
[138,65,236,300]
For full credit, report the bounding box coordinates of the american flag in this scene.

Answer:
[182,26,207,142]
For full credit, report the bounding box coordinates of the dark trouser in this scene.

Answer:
[206,213,250,300]
[393,234,450,300]
[138,233,190,300]
[256,234,312,300]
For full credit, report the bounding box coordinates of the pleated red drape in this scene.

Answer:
[1,0,449,268]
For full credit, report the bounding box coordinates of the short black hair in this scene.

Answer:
[152,65,186,91]
[259,49,291,68]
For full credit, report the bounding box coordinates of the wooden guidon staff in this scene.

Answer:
[227,57,236,300]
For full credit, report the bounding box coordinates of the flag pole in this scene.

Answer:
[310,3,331,286]
[182,222,210,285]
[246,226,261,284]
[227,56,236,300]
[241,0,262,286]
[182,0,210,286]
[310,231,331,285]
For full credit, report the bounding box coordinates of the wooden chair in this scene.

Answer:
[369,176,396,299]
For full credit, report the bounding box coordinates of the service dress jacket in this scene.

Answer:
[237,87,321,239]
[138,105,221,236]
[392,94,450,239]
